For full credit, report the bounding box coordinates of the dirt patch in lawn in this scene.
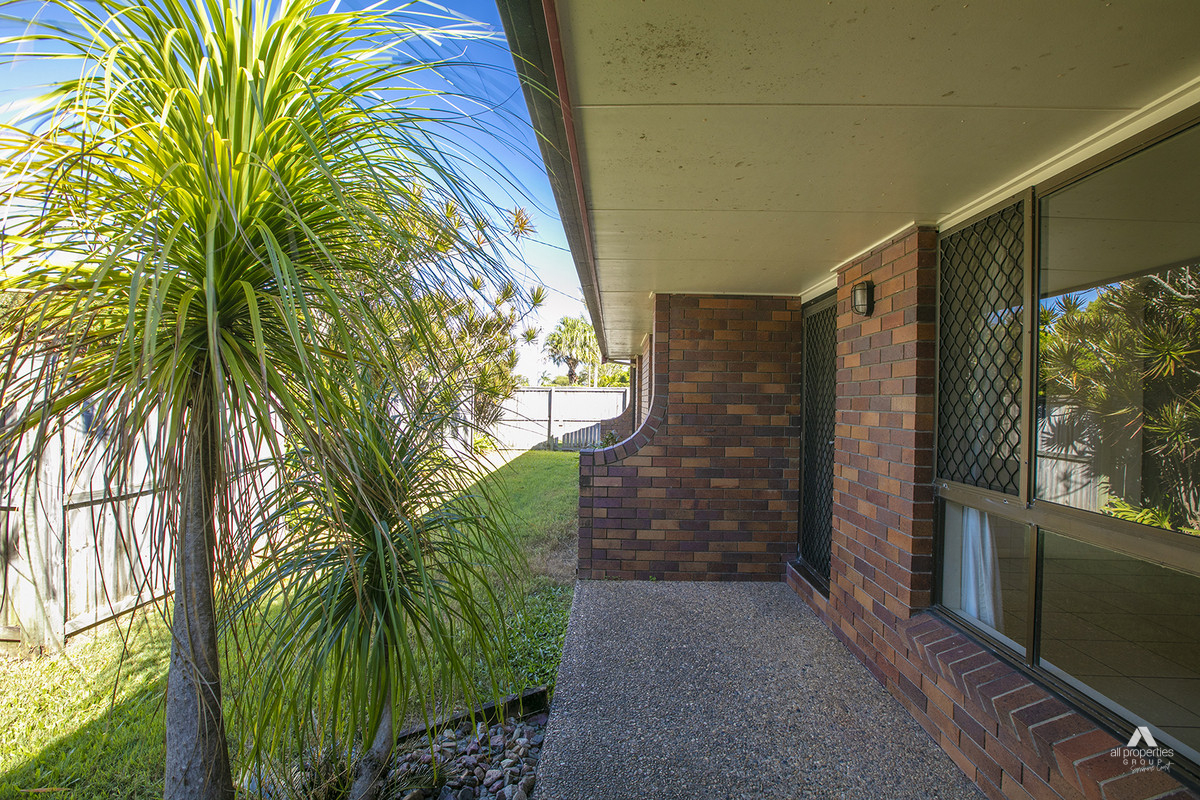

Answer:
[535,533,578,586]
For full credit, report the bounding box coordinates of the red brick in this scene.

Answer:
[1098,769,1186,800]
[1052,729,1121,791]
[1076,751,1141,800]
[578,293,801,580]
[1001,770,1036,800]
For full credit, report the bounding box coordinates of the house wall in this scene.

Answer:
[577,293,802,581]
[626,361,640,432]
[572,227,1197,799]
[786,226,1197,800]
[637,335,652,427]
[594,390,636,443]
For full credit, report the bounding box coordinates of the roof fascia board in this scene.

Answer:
[799,272,838,303]
[495,0,609,356]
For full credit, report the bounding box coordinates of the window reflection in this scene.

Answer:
[1038,123,1200,537]
[1038,266,1200,535]
[1041,532,1200,760]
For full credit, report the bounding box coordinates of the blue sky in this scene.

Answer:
[0,0,585,382]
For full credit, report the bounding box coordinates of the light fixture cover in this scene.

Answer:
[852,281,874,316]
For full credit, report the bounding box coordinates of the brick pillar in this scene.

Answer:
[787,225,938,671]
[829,226,939,637]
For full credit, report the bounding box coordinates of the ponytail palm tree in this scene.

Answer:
[240,371,523,800]
[0,1,531,797]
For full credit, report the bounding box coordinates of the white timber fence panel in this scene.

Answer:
[491,387,628,451]
[1,395,279,648]
[1,405,174,648]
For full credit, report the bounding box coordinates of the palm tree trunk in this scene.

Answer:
[164,397,234,800]
[350,686,394,800]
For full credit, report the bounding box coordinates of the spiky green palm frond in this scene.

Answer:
[0,0,535,793]
[1040,268,1200,534]
[237,374,523,785]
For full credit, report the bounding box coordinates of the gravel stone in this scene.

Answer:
[379,710,543,800]
[533,580,984,800]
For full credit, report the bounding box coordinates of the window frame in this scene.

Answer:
[932,105,1200,786]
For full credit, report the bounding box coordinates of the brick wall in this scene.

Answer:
[594,392,635,442]
[785,225,1198,800]
[627,360,640,430]
[637,335,652,426]
[830,225,938,629]
[577,293,802,581]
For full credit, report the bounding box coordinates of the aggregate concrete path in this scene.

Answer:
[534,581,983,800]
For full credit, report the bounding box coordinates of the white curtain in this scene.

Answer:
[959,507,1003,628]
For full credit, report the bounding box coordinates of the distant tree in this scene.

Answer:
[593,362,630,387]
[1040,265,1200,534]
[543,315,599,385]
[384,281,542,431]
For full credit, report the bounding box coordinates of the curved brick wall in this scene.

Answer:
[590,390,636,443]
[577,293,802,580]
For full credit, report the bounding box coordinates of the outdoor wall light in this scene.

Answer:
[851,281,874,316]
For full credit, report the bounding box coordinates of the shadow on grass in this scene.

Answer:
[0,451,581,799]
[0,621,169,799]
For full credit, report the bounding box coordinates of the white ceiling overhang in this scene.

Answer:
[498,0,1200,358]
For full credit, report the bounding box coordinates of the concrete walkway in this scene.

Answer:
[534,581,983,800]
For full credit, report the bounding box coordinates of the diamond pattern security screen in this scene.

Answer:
[801,300,837,586]
[938,202,1024,495]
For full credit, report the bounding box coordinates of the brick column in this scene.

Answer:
[829,226,939,638]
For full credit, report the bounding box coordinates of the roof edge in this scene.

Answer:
[495,0,610,357]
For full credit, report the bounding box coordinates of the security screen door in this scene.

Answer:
[800,293,836,591]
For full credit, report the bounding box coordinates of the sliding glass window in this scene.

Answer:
[1040,533,1200,757]
[1038,123,1200,536]
[940,502,1030,654]
[937,117,1200,773]
[1035,120,1200,762]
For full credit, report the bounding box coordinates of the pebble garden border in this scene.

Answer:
[386,711,548,800]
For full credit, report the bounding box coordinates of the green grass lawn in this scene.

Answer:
[489,449,580,688]
[0,613,170,799]
[489,449,581,583]
[0,449,579,799]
